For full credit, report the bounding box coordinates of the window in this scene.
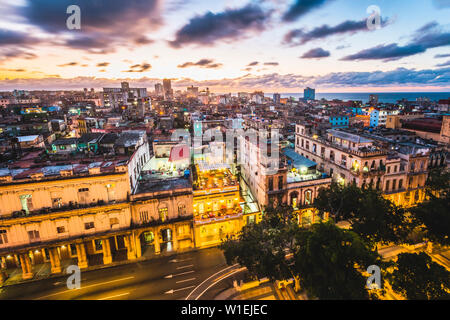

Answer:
[385,180,390,191]
[278,176,283,190]
[57,226,66,234]
[341,155,347,167]
[178,204,186,216]
[20,194,33,213]
[398,179,403,189]
[387,166,391,174]
[52,198,62,208]
[268,177,273,191]
[159,207,168,222]
[94,239,103,251]
[312,144,317,153]
[392,179,397,190]
[0,230,7,245]
[84,222,95,230]
[110,217,119,227]
[304,190,312,205]
[78,188,89,192]
[140,210,149,223]
[28,230,40,242]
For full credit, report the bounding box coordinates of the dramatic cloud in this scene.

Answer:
[301,47,330,58]
[0,29,40,46]
[169,4,271,48]
[4,68,447,91]
[0,29,41,62]
[134,36,154,45]
[57,62,78,67]
[435,53,450,58]
[123,63,152,73]
[342,21,450,61]
[177,59,222,69]
[19,0,162,52]
[284,18,389,46]
[436,60,450,67]
[282,0,334,22]
[264,62,279,66]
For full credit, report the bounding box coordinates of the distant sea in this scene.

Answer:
[268,92,450,104]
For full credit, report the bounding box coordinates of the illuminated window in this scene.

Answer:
[178,204,186,216]
[159,207,168,222]
[56,226,66,234]
[20,194,33,213]
[304,190,312,205]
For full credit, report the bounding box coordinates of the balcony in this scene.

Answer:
[194,206,242,224]
[2,200,125,222]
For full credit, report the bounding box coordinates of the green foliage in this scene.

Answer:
[410,192,450,246]
[220,204,299,282]
[221,205,381,299]
[409,167,450,246]
[295,221,380,300]
[388,252,450,300]
[314,182,412,245]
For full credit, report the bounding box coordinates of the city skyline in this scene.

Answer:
[0,0,449,92]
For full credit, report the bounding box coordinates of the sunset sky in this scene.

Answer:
[0,0,449,92]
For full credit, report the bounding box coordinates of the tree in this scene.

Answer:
[220,204,299,282]
[295,221,380,300]
[314,182,412,245]
[410,192,450,246]
[409,167,450,246]
[221,205,381,299]
[388,252,450,300]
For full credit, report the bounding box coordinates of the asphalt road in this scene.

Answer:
[0,248,246,300]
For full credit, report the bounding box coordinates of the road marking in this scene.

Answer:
[164,270,195,279]
[185,264,239,300]
[98,292,130,300]
[176,264,194,270]
[35,276,135,300]
[165,285,196,294]
[195,268,245,300]
[170,258,192,263]
[176,278,196,284]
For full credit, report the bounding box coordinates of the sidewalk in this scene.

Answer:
[0,247,198,288]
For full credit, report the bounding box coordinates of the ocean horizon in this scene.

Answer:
[268,92,450,104]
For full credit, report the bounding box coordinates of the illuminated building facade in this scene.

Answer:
[294,123,444,207]
[192,162,243,248]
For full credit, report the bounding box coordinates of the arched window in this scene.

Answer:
[159,206,168,222]
[304,190,312,205]
[178,203,186,216]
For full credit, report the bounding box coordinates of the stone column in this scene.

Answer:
[125,235,137,260]
[76,243,88,269]
[154,230,161,254]
[49,248,62,274]
[102,238,112,265]
[134,233,142,258]
[172,228,179,251]
[20,254,33,280]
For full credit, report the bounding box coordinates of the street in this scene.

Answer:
[0,248,245,300]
